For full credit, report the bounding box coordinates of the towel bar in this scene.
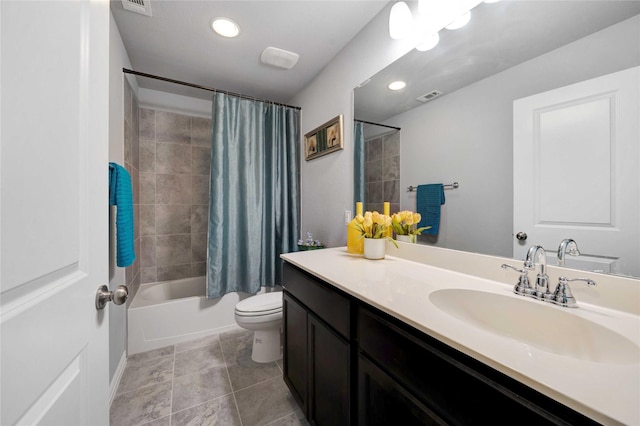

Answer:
[407,182,459,192]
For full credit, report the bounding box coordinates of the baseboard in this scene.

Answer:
[109,351,127,406]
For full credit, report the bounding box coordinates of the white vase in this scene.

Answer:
[396,234,416,243]
[364,238,386,260]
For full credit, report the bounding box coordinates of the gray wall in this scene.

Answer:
[393,16,640,257]
[138,109,212,284]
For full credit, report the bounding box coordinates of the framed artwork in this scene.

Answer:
[304,114,344,160]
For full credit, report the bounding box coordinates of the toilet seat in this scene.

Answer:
[235,292,282,316]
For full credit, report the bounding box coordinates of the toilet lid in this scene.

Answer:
[235,292,282,314]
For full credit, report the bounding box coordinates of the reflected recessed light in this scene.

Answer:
[211,17,240,38]
[388,81,406,91]
[445,11,471,30]
[416,33,440,51]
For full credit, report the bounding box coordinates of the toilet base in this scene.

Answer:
[251,328,282,363]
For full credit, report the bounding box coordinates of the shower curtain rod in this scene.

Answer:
[354,119,401,131]
[123,68,302,111]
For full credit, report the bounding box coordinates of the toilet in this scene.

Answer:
[234,292,283,363]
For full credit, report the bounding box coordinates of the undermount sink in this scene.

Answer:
[429,289,640,365]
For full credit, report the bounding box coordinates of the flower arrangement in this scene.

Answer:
[354,211,398,247]
[298,232,324,251]
[391,211,431,237]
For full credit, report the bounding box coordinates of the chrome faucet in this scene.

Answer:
[524,245,551,300]
[557,238,580,266]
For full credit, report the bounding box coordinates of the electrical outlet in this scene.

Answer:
[344,210,352,225]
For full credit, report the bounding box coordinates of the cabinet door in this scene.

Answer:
[358,355,446,426]
[283,293,308,414]
[308,314,351,426]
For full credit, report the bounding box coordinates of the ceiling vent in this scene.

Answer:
[121,0,152,17]
[260,47,299,70]
[416,90,442,103]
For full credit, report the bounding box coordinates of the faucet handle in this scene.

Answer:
[501,264,535,297]
[552,276,597,308]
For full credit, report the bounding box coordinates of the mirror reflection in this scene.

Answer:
[354,1,640,278]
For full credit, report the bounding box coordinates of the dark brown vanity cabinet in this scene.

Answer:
[282,263,352,426]
[282,262,600,426]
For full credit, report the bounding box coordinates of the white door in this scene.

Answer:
[1,1,110,425]
[513,67,639,277]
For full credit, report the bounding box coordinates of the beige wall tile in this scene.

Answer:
[156,174,192,205]
[156,111,190,144]
[156,234,191,266]
[156,143,192,174]
[156,204,191,235]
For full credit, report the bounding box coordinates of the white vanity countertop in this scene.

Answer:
[281,247,640,425]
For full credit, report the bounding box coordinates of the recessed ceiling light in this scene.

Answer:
[211,17,240,38]
[445,11,471,30]
[388,81,406,91]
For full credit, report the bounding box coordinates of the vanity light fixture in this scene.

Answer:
[416,32,440,51]
[211,17,240,38]
[389,1,413,40]
[445,11,471,30]
[388,81,407,91]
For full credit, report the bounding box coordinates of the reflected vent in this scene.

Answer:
[416,90,442,103]
[122,0,152,16]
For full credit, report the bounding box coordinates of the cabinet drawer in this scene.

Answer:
[283,262,351,339]
[358,306,599,425]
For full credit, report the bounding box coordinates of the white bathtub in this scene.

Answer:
[127,276,248,355]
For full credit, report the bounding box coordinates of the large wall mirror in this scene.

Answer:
[354,0,640,279]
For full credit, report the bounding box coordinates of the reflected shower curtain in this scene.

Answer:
[207,93,300,299]
[354,121,365,207]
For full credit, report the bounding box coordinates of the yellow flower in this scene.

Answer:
[355,214,364,224]
[413,213,421,224]
[363,216,373,228]
[405,214,414,225]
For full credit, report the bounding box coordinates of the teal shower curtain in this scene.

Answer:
[354,121,365,208]
[206,93,300,299]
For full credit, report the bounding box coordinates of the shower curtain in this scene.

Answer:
[354,121,365,208]
[206,93,300,299]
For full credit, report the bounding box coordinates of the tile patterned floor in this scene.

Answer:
[110,329,309,426]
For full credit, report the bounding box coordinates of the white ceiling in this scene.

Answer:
[111,0,389,103]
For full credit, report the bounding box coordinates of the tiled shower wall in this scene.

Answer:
[138,108,212,284]
[123,80,141,296]
[364,130,400,214]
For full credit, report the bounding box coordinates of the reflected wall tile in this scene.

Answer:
[140,173,156,204]
[383,132,400,157]
[191,205,209,234]
[384,180,400,204]
[157,264,192,282]
[140,139,156,173]
[192,175,210,205]
[140,108,155,140]
[366,137,383,162]
[192,146,211,176]
[156,111,190,144]
[156,234,191,266]
[191,117,212,146]
[367,181,383,203]
[156,143,192,174]
[191,233,207,262]
[156,174,192,205]
[383,155,400,181]
[365,159,382,183]
[140,204,156,236]
[156,204,191,235]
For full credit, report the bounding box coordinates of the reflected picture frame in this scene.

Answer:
[304,114,344,160]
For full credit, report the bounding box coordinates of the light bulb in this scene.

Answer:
[416,33,440,51]
[389,2,413,40]
[445,11,471,30]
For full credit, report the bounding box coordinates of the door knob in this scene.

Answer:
[95,285,128,310]
[516,232,528,241]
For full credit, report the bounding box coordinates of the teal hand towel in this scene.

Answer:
[109,162,136,267]
[417,184,445,236]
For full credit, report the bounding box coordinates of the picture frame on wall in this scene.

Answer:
[304,114,344,160]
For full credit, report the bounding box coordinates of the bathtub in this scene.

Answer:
[127,276,248,355]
